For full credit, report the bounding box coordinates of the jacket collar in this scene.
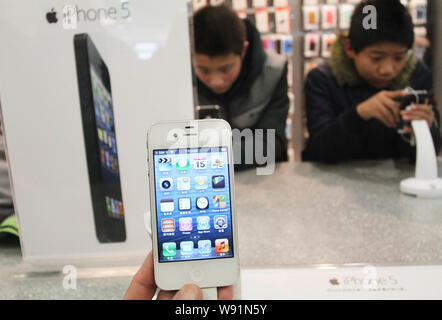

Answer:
[330,33,419,89]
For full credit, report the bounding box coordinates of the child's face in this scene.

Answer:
[193,53,243,95]
[345,40,409,89]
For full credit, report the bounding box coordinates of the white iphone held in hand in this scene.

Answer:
[147,119,240,290]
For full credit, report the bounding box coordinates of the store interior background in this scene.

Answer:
[193,0,442,161]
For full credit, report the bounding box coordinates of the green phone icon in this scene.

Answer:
[163,242,177,257]
[176,158,189,170]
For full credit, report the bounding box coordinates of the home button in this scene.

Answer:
[190,269,205,283]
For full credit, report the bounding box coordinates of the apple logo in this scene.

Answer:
[329,278,340,286]
[46,8,58,23]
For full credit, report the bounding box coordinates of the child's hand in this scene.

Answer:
[356,90,407,128]
[400,101,435,134]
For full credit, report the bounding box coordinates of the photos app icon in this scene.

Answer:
[212,175,225,189]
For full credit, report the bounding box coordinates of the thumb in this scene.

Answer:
[173,284,203,300]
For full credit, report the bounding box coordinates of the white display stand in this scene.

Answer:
[0,0,194,261]
[400,120,442,198]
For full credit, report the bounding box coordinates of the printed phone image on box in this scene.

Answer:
[339,4,355,29]
[321,33,337,58]
[74,33,126,243]
[321,5,337,30]
[303,5,320,31]
[304,33,320,58]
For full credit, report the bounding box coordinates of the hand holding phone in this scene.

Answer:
[396,89,434,133]
[356,90,405,128]
[400,103,434,135]
[147,120,239,291]
[123,251,234,300]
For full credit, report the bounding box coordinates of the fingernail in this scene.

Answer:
[173,284,202,300]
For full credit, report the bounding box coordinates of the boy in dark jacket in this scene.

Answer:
[302,0,441,163]
[193,5,289,169]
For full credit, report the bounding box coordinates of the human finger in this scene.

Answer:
[123,251,157,300]
[217,285,234,300]
[402,106,434,125]
[384,89,408,99]
[157,289,178,300]
[375,103,397,128]
[379,94,401,123]
[172,284,204,300]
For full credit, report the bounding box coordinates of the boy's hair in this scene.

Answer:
[193,4,246,57]
[349,0,414,53]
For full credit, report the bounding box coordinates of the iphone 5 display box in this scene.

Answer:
[0,0,194,261]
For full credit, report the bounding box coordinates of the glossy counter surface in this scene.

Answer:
[1,160,441,299]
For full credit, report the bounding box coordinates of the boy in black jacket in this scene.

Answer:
[302,0,441,163]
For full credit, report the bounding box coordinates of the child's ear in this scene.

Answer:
[241,41,249,59]
[344,39,356,60]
